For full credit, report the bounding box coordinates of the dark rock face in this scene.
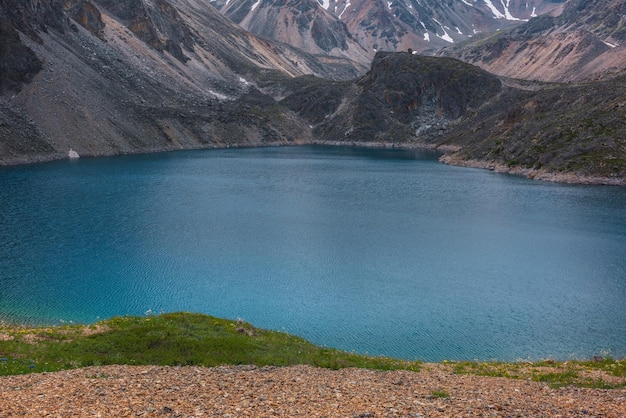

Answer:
[0,0,71,93]
[359,53,501,121]
[0,18,43,94]
[93,0,193,62]
[63,0,106,38]
[0,97,58,164]
[296,52,501,144]
[0,0,67,43]
[363,53,499,138]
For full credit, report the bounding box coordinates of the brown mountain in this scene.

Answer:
[440,0,626,82]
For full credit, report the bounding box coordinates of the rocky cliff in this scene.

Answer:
[281,52,502,144]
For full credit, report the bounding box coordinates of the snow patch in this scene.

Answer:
[483,0,505,18]
[531,6,537,17]
[433,18,454,43]
[603,41,618,48]
[501,0,525,21]
[437,32,454,43]
[387,1,393,9]
[318,0,330,10]
[250,0,261,12]
[456,27,463,35]
[424,32,430,42]
[338,1,351,18]
[208,90,230,100]
[239,77,250,85]
[68,149,80,159]
[483,0,527,21]
[460,0,473,6]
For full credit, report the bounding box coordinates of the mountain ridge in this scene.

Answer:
[214,0,567,60]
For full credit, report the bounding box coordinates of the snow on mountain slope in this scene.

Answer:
[212,0,566,58]
[440,0,626,82]
[217,0,371,63]
[316,0,566,55]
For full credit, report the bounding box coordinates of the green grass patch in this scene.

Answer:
[450,361,521,379]
[448,358,626,389]
[0,312,421,376]
[430,389,450,398]
[532,370,580,388]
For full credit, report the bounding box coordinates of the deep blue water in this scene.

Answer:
[1,146,625,361]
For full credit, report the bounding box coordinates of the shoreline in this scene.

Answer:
[1,315,624,365]
[440,154,626,187]
[2,140,623,187]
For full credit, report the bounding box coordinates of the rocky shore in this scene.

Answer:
[439,154,626,187]
[1,364,625,417]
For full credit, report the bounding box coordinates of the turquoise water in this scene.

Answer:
[1,146,625,361]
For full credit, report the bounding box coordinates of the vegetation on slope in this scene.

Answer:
[438,76,626,182]
[1,312,625,389]
[0,312,420,375]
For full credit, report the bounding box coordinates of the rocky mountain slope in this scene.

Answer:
[0,0,363,164]
[324,0,565,55]
[437,75,626,184]
[214,0,566,60]
[440,0,626,82]
[218,0,371,64]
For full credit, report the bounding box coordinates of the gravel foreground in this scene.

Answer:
[1,364,625,417]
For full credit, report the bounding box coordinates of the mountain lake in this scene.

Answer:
[0,145,625,361]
